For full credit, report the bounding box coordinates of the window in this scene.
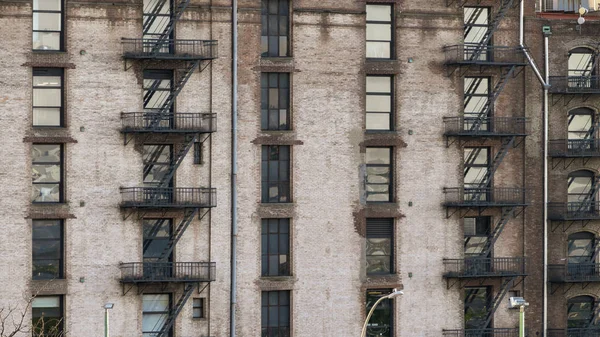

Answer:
[143,294,171,337]
[143,145,173,187]
[33,0,63,50]
[464,147,489,201]
[32,144,63,203]
[366,218,393,274]
[366,4,393,59]
[261,73,290,130]
[261,145,290,203]
[568,295,595,328]
[143,219,173,263]
[464,287,490,329]
[463,7,490,60]
[261,291,290,337]
[32,220,63,280]
[464,217,490,258]
[32,296,63,337]
[365,147,392,202]
[365,289,393,337]
[568,108,596,152]
[463,77,490,131]
[194,142,202,164]
[261,0,289,57]
[144,70,173,113]
[568,48,597,89]
[33,68,63,126]
[193,298,205,318]
[261,218,290,276]
[568,170,596,205]
[366,76,392,130]
[143,0,173,55]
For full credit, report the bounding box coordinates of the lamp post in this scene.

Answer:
[104,303,114,337]
[509,297,529,337]
[360,289,404,337]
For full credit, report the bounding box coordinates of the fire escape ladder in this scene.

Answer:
[149,0,191,55]
[480,206,515,256]
[148,61,200,129]
[156,283,196,337]
[588,300,600,327]
[160,208,199,260]
[470,66,517,131]
[143,144,169,180]
[469,0,514,61]
[158,134,197,188]
[481,277,515,330]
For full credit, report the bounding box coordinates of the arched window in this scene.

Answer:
[568,48,597,89]
[567,295,595,328]
[568,232,595,264]
[568,170,596,204]
[568,108,596,151]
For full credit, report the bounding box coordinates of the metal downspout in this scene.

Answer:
[518,1,550,335]
[230,0,238,336]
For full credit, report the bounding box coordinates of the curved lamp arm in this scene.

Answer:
[360,289,403,337]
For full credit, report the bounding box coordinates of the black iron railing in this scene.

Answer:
[548,264,600,283]
[121,112,217,133]
[120,262,216,283]
[443,328,520,337]
[122,38,218,60]
[443,188,526,207]
[443,45,526,65]
[547,328,600,337]
[547,202,600,220]
[549,139,600,157]
[443,117,528,137]
[549,76,600,94]
[443,257,527,278]
[120,187,216,208]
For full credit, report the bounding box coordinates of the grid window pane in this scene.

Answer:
[32,220,63,280]
[192,298,205,318]
[366,290,393,337]
[366,4,392,59]
[261,146,291,203]
[143,294,170,336]
[33,0,62,50]
[366,76,392,130]
[262,291,291,337]
[32,296,63,337]
[261,0,290,57]
[366,219,393,274]
[261,73,290,130]
[33,69,63,126]
[366,148,392,202]
[262,218,290,276]
[32,144,62,203]
[143,145,173,186]
[464,287,490,329]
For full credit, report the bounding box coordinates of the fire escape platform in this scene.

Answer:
[121,38,218,61]
[443,187,528,208]
[443,117,529,138]
[119,187,217,209]
[548,264,600,283]
[119,262,216,283]
[121,112,217,134]
[443,45,528,68]
[443,257,527,278]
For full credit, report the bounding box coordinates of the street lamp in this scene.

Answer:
[360,289,404,337]
[104,303,114,337]
[509,297,529,337]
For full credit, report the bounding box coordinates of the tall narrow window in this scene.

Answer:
[261,291,290,337]
[32,296,63,337]
[568,48,597,89]
[261,218,290,276]
[464,217,490,257]
[366,4,393,59]
[32,220,63,280]
[143,70,173,126]
[463,7,490,60]
[568,232,596,265]
[568,170,596,205]
[142,294,171,337]
[192,298,205,318]
[366,76,392,130]
[464,287,490,329]
[143,0,173,53]
[32,144,63,203]
[33,68,63,126]
[366,147,392,202]
[261,73,290,130]
[365,289,393,337]
[463,77,490,131]
[143,219,173,263]
[143,145,173,187]
[567,296,595,328]
[366,218,393,275]
[568,108,595,152]
[261,0,289,57]
[463,147,489,201]
[33,0,63,50]
[261,145,291,203]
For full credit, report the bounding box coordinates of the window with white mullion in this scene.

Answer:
[366,75,392,130]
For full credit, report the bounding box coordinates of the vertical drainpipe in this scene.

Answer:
[230,0,238,336]
[543,31,550,337]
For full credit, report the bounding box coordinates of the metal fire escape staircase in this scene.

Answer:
[468,0,516,62]
[143,0,191,55]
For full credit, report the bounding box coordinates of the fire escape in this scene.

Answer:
[118,0,217,336]
[441,0,528,336]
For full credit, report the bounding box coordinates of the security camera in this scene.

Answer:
[509,297,529,308]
